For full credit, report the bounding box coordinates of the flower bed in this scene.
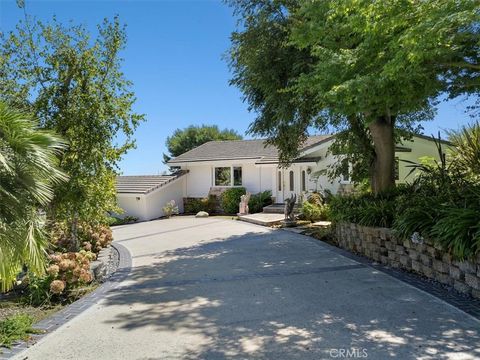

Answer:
[335,222,480,299]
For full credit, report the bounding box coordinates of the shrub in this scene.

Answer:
[162,200,179,218]
[50,222,113,254]
[25,251,95,306]
[248,191,272,213]
[184,195,217,214]
[301,201,330,222]
[107,216,138,226]
[220,187,246,214]
[0,314,40,348]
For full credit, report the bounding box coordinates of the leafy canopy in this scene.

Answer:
[0,14,144,233]
[164,124,242,163]
[227,0,479,187]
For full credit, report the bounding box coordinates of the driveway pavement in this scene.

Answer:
[14,217,480,359]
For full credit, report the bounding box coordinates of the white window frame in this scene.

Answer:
[213,165,243,187]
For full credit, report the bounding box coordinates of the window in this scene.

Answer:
[215,167,231,186]
[278,171,282,191]
[289,171,294,191]
[214,166,242,186]
[233,167,242,186]
[301,170,306,191]
[340,159,350,182]
[395,157,400,181]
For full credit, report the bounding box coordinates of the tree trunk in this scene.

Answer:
[369,115,396,194]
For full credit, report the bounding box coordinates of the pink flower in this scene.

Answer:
[46,264,60,277]
[50,280,65,294]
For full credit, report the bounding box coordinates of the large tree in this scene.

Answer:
[163,124,242,163]
[0,102,67,291]
[0,11,144,248]
[227,0,479,194]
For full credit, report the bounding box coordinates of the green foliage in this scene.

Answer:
[331,123,480,260]
[330,187,408,228]
[447,121,480,182]
[0,314,39,348]
[301,201,330,222]
[0,103,67,292]
[220,187,246,214]
[227,0,479,192]
[184,196,217,214]
[164,125,242,163]
[107,216,138,226]
[0,15,144,249]
[162,200,179,218]
[24,274,53,307]
[248,190,272,213]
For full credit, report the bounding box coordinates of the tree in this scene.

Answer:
[0,102,67,291]
[227,0,479,194]
[0,13,144,248]
[163,125,242,163]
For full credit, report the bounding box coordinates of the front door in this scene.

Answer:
[276,168,297,203]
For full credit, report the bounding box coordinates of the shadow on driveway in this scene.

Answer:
[103,230,480,359]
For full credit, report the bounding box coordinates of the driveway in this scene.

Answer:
[14,217,480,359]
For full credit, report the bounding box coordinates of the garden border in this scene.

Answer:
[299,229,480,321]
[0,242,132,360]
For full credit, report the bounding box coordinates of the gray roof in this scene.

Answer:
[167,135,333,164]
[116,171,187,194]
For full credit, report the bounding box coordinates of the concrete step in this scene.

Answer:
[263,203,301,214]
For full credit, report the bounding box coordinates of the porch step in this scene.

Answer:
[263,203,301,214]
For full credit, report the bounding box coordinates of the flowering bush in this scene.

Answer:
[49,221,113,254]
[78,223,113,254]
[162,200,179,218]
[25,250,95,306]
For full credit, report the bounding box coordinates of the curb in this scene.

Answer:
[0,242,132,360]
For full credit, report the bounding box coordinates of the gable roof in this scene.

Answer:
[116,171,188,195]
[167,135,334,165]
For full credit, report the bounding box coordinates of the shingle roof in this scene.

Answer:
[167,135,333,164]
[116,171,188,194]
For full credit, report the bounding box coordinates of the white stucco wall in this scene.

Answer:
[184,165,212,197]
[144,178,185,220]
[116,194,147,221]
[117,177,185,221]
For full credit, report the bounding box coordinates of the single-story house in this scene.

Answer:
[116,134,446,221]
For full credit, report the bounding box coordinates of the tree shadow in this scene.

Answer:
[103,230,480,359]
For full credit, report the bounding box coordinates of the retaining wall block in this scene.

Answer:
[409,249,420,261]
[465,273,480,290]
[432,259,449,274]
[449,265,464,281]
[412,260,422,273]
[454,280,471,295]
[420,254,432,267]
[422,265,434,278]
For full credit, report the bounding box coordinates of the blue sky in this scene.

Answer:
[0,0,475,175]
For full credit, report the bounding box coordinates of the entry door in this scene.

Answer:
[276,168,296,203]
[285,169,296,201]
[276,170,284,203]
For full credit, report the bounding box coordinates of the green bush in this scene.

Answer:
[0,314,40,348]
[301,201,330,222]
[248,191,273,213]
[220,187,246,214]
[184,195,217,214]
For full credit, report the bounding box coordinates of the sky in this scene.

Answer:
[0,0,476,175]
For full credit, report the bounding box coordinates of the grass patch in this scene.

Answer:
[0,314,42,348]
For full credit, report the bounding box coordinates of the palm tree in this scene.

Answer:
[448,121,480,182]
[0,102,67,292]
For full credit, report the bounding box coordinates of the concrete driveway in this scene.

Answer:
[15,217,480,359]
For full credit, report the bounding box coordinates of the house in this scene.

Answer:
[116,134,446,221]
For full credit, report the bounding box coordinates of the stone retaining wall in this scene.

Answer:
[335,222,480,299]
